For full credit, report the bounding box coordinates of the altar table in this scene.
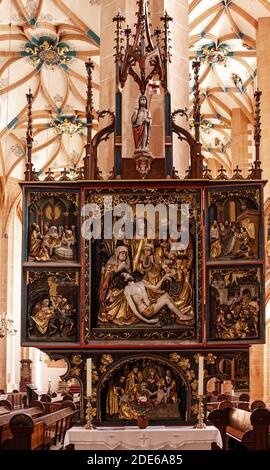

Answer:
[64,426,223,450]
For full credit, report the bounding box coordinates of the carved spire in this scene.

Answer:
[113,10,125,63]
[59,168,70,181]
[232,165,244,180]
[44,168,55,181]
[84,58,95,180]
[116,0,168,94]
[75,167,85,181]
[203,166,213,180]
[216,165,228,180]
[250,89,262,179]
[192,60,201,140]
[24,89,34,181]
[160,10,173,64]
[191,60,203,178]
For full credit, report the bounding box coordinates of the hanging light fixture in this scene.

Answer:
[0,312,17,339]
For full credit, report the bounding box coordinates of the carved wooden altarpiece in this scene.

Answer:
[20,1,266,426]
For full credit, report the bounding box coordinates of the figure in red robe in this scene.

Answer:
[131,95,152,151]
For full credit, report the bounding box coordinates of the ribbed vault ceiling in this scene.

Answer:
[189,0,270,171]
[0,0,269,182]
[0,0,100,182]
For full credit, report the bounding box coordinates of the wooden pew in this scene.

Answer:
[209,405,270,450]
[42,402,76,449]
[5,401,75,450]
[0,400,13,416]
[7,392,25,409]
[250,400,266,412]
[40,394,80,416]
[39,394,51,403]
[0,401,45,447]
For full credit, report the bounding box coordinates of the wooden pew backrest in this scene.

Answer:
[0,400,13,414]
[228,408,253,434]
[9,413,44,450]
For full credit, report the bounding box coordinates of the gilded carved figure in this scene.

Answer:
[208,191,260,261]
[28,194,78,262]
[88,189,201,340]
[105,360,184,421]
[98,235,195,328]
[27,272,78,342]
[209,268,261,341]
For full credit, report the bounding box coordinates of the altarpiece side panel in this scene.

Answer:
[25,190,80,264]
[83,188,202,342]
[207,266,264,343]
[22,270,80,344]
[206,187,263,262]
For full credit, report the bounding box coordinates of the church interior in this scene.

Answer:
[0,0,270,453]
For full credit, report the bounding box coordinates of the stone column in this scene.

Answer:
[231,108,251,177]
[0,202,8,392]
[99,0,189,178]
[20,348,32,392]
[250,345,264,402]
[254,18,270,401]
[99,0,116,178]
[0,178,22,392]
[165,0,189,178]
[20,359,32,392]
[257,18,270,198]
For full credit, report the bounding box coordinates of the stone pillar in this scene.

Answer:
[254,18,270,402]
[231,108,251,177]
[257,18,270,198]
[165,0,189,178]
[0,199,8,392]
[99,0,116,178]
[250,345,264,402]
[99,0,189,178]
[20,359,32,392]
[0,178,22,392]
[20,348,32,392]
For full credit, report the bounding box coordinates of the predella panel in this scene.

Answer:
[104,358,187,422]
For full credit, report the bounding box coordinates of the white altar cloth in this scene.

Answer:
[64,425,222,450]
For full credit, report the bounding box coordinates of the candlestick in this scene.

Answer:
[86,358,92,398]
[198,355,204,396]
[85,397,94,430]
[195,395,206,429]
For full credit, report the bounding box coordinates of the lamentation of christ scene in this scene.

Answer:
[95,219,196,328]
[122,272,193,325]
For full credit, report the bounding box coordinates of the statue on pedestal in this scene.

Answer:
[131,95,153,178]
[131,95,152,152]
